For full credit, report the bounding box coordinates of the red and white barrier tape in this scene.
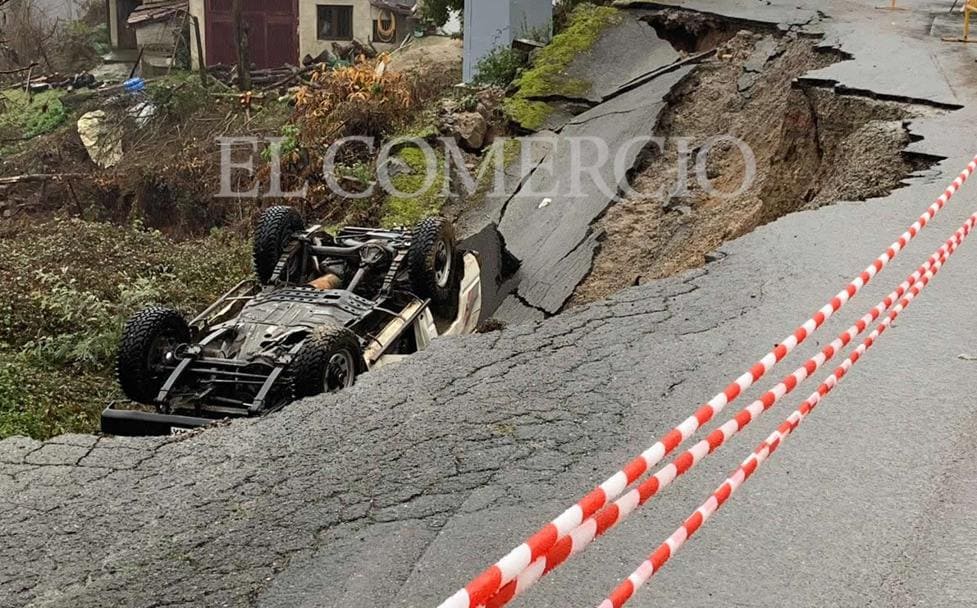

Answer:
[481,210,977,608]
[597,211,976,608]
[435,155,977,608]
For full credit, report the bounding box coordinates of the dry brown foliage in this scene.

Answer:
[294,54,416,142]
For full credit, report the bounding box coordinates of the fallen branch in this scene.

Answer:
[0,62,37,75]
[0,173,89,185]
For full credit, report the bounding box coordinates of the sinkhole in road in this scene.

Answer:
[568,28,945,308]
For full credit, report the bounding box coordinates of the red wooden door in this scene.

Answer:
[205,0,299,69]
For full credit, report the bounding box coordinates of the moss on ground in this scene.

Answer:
[505,3,622,130]
[502,98,556,133]
[382,145,448,227]
[0,90,68,154]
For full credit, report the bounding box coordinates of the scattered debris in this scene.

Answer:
[206,63,318,90]
[77,110,122,168]
[452,112,489,150]
[738,34,781,93]
[13,72,99,93]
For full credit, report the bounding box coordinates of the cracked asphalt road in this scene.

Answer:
[4,2,977,607]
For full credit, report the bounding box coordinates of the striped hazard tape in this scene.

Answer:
[435,154,977,608]
[480,207,977,608]
[597,209,977,608]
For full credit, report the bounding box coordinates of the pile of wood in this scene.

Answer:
[206,36,386,90]
[206,63,321,91]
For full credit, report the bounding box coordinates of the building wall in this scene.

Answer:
[299,1,406,61]
[186,1,403,70]
[108,0,119,47]
[510,0,552,42]
[188,0,206,70]
[463,0,551,82]
[463,0,509,83]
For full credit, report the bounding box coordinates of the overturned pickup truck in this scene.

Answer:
[101,207,481,437]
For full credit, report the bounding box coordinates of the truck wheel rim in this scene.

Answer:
[435,240,452,288]
[147,335,176,374]
[326,351,355,391]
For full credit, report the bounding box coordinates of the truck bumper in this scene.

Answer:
[100,406,215,437]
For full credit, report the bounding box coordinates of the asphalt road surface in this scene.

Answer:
[4,2,977,607]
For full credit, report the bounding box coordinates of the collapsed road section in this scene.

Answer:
[466,5,949,323]
[5,2,977,608]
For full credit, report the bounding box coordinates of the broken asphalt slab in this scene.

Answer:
[803,21,961,108]
[561,11,682,104]
[496,65,694,319]
[613,0,818,30]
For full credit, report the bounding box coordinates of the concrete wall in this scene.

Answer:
[463,0,552,82]
[463,0,508,83]
[188,0,205,70]
[510,0,552,41]
[108,0,119,47]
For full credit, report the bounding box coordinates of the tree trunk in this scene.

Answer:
[232,0,252,91]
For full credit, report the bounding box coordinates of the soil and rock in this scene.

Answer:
[477,12,941,319]
[564,28,939,306]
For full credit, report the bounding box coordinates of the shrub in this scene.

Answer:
[295,55,416,142]
[0,352,114,440]
[418,0,464,26]
[0,218,250,366]
[473,47,527,88]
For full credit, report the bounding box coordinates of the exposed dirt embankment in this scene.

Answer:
[572,27,942,306]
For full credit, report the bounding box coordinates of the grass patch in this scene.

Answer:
[469,138,523,205]
[382,145,447,227]
[0,89,68,145]
[0,353,114,440]
[0,218,251,440]
[504,3,621,130]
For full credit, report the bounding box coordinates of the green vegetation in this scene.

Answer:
[504,3,621,130]
[0,90,68,141]
[0,218,250,440]
[63,20,111,61]
[419,0,464,26]
[473,47,527,88]
[0,355,111,440]
[382,145,447,228]
[503,97,556,132]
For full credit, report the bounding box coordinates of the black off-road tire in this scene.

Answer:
[407,217,460,317]
[290,325,364,399]
[117,307,190,405]
[253,206,305,285]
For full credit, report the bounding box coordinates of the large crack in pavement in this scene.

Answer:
[6,2,977,608]
[0,266,739,608]
[488,3,953,320]
[495,64,695,320]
